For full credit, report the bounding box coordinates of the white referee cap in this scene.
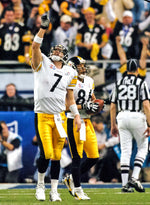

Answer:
[127,59,138,72]
[122,10,133,18]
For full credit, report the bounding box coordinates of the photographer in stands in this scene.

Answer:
[0,121,23,183]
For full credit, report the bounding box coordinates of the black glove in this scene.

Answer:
[82,102,99,113]
[41,12,50,29]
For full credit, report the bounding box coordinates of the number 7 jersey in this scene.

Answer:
[33,53,78,114]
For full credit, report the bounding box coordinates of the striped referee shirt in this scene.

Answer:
[110,74,150,112]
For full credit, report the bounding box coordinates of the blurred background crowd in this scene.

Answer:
[0,0,150,184]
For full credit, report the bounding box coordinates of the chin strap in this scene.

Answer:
[50,55,67,65]
[79,74,86,79]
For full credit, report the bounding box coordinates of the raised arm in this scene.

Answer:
[115,36,127,65]
[32,12,50,70]
[139,37,149,69]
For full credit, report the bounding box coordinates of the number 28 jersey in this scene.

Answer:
[67,76,94,119]
[34,53,78,114]
[110,74,150,112]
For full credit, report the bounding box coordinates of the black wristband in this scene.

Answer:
[148,124,150,128]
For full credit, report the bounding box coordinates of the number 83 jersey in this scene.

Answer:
[34,53,78,114]
[67,76,94,119]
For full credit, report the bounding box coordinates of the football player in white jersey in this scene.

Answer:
[63,56,101,200]
[31,12,81,202]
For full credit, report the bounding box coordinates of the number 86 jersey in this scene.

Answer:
[33,53,78,114]
[67,76,95,119]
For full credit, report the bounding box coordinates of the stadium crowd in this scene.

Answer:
[0,0,150,63]
[0,0,150,201]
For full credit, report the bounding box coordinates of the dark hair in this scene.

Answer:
[4,6,14,14]
[127,59,138,72]
[0,121,6,135]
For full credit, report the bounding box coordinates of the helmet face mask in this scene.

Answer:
[49,45,68,62]
[67,56,88,79]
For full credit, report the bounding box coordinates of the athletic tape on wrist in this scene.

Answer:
[34,35,43,44]
[69,104,79,116]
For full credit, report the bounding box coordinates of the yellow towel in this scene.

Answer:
[90,43,100,61]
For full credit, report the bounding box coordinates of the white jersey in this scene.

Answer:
[34,53,77,114]
[67,76,94,119]
[53,26,78,58]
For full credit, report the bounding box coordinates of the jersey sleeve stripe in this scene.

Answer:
[68,77,77,87]
[68,84,76,87]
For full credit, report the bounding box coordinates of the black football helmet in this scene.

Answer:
[49,45,68,62]
[67,56,89,79]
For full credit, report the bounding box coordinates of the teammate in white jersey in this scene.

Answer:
[63,56,101,200]
[32,12,81,202]
[110,59,150,193]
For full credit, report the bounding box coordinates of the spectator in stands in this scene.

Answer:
[26,7,40,33]
[104,0,134,23]
[95,14,113,38]
[89,115,120,183]
[95,14,113,59]
[141,1,150,22]
[76,7,109,61]
[0,1,12,17]
[14,5,24,23]
[106,6,150,59]
[0,121,23,183]
[1,0,30,24]
[116,35,149,79]
[0,83,25,111]
[0,7,30,62]
[60,0,91,25]
[38,0,52,15]
[0,0,10,8]
[132,0,144,24]
[52,14,78,58]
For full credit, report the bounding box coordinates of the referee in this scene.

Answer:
[110,59,150,192]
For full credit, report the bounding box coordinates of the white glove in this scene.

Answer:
[82,102,99,113]
[41,12,50,29]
